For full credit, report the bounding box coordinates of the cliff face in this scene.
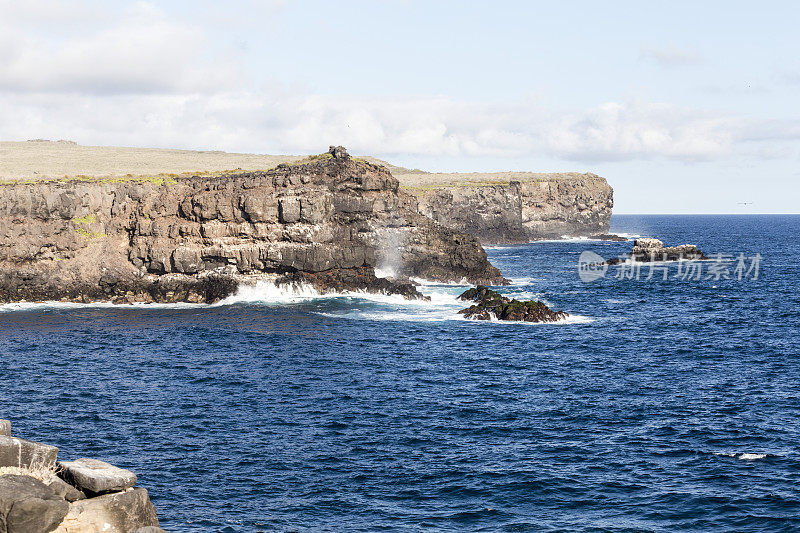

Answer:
[0,147,504,304]
[409,173,613,244]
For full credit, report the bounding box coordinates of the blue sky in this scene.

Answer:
[1,0,798,213]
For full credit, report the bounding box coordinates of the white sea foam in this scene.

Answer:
[531,236,601,244]
[218,280,453,307]
[409,276,469,287]
[0,281,594,327]
[0,300,204,313]
[739,453,768,460]
[215,281,324,305]
[713,452,771,460]
[373,267,396,279]
[507,276,542,285]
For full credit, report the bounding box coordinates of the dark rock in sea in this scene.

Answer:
[590,233,628,241]
[282,266,426,299]
[57,458,137,495]
[607,238,707,264]
[0,475,70,533]
[457,285,568,322]
[0,435,58,468]
[0,146,506,304]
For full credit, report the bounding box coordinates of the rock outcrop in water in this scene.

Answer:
[0,146,506,304]
[0,419,162,532]
[607,238,707,264]
[409,173,613,244]
[457,286,568,322]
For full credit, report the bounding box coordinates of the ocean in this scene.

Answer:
[1,215,798,532]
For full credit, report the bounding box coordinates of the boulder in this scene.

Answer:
[133,528,167,533]
[607,238,707,264]
[0,421,9,437]
[0,436,58,468]
[458,286,568,322]
[57,459,137,495]
[633,237,663,249]
[590,233,627,241]
[45,477,85,503]
[0,475,70,533]
[53,488,159,533]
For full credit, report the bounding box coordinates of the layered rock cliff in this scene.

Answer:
[0,147,505,304]
[403,173,613,244]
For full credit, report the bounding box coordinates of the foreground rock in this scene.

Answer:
[458,286,568,322]
[57,459,137,495]
[607,238,707,264]
[0,419,161,532]
[0,436,58,469]
[54,489,159,533]
[0,475,70,533]
[0,146,505,304]
[410,173,613,244]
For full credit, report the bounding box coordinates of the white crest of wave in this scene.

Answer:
[216,280,460,307]
[215,281,323,305]
[738,453,768,460]
[0,300,203,313]
[713,452,770,460]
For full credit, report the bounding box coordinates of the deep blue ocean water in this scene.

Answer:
[1,215,799,532]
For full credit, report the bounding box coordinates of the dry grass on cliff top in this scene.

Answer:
[0,140,598,188]
[0,463,58,484]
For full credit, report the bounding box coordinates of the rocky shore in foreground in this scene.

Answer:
[0,419,161,532]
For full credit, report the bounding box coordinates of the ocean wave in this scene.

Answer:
[218,280,458,307]
[0,300,204,313]
[409,276,470,287]
[713,452,773,461]
[0,282,589,327]
[459,312,594,326]
[531,236,601,244]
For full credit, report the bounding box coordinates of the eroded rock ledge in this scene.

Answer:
[406,173,613,245]
[0,146,506,304]
[0,419,162,533]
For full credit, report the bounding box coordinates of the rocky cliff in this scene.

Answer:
[404,173,613,244]
[0,147,505,304]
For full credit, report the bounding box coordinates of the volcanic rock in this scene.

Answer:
[0,146,506,303]
[458,286,568,322]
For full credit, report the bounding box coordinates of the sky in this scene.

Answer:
[1,0,798,213]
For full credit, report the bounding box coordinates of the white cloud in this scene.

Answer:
[639,45,703,67]
[4,89,797,164]
[0,2,242,94]
[0,2,798,165]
